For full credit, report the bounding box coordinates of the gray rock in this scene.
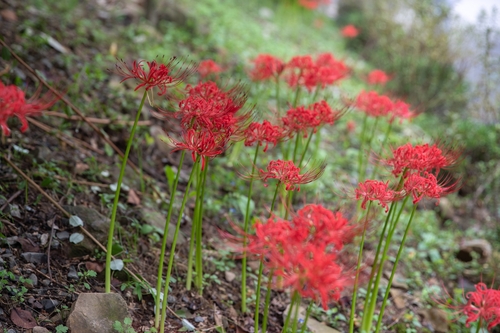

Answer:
[68,266,79,280]
[41,279,51,287]
[167,295,176,304]
[67,293,130,333]
[63,206,110,256]
[7,329,17,333]
[224,271,236,282]
[194,316,204,323]
[41,298,60,312]
[283,305,341,333]
[56,231,70,240]
[33,326,50,333]
[9,204,21,218]
[21,252,46,265]
[140,208,186,246]
[27,273,38,287]
[457,238,492,263]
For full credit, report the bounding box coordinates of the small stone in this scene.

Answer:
[7,329,17,333]
[56,231,70,240]
[41,299,60,312]
[41,279,51,287]
[68,266,79,280]
[224,271,236,282]
[182,296,190,303]
[67,293,130,333]
[21,253,47,265]
[390,289,406,309]
[33,327,50,333]
[167,295,176,304]
[27,273,38,288]
[8,257,16,269]
[194,316,204,323]
[283,304,341,333]
[9,204,21,218]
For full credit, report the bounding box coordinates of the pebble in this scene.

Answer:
[224,271,236,282]
[167,295,176,304]
[42,279,51,287]
[21,252,46,265]
[25,273,38,288]
[41,299,60,312]
[68,266,79,280]
[56,231,70,240]
[194,316,204,323]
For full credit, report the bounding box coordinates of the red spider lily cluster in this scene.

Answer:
[282,100,343,138]
[355,90,415,123]
[249,53,349,91]
[367,69,391,86]
[341,24,359,38]
[243,120,286,152]
[197,59,222,80]
[246,204,354,309]
[298,0,331,10]
[115,57,195,96]
[461,283,500,330]
[356,142,460,207]
[258,160,325,191]
[0,82,58,136]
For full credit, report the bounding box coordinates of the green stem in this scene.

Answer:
[291,292,302,333]
[363,196,409,333]
[292,132,302,164]
[357,113,368,184]
[186,161,203,290]
[374,204,417,333]
[159,158,198,333]
[298,128,315,168]
[283,291,299,333]
[105,90,147,293]
[476,319,482,333]
[276,78,281,116]
[370,122,393,179]
[300,301,313,333]
[241,145,260,313]
[349,202,372,333]
[360,117,379,184]
[195,161,209,293]
[154,150,186,327]
[270,182,280,215]
[261,269,274,333]
[360,201,396,331]
[254,257,265,333]
[293,84,301,108]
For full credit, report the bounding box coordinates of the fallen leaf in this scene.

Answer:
[11,308,37,329]
[0,9,17,22]
[75,162,89,174]
[17,238,40,252]
[85,261,104,273]
[127,189,141,205]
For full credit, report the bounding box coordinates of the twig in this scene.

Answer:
[0,190,22,212]
[46,217,56,279]
[28,117,103,155]
[43,111,153,126]
[33,267,78,292]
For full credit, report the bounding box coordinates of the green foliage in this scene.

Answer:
[55,325,69,333]
[0,269,31,303]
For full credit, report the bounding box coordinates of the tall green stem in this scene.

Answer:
[374,204,417,333]
[476,319,482,333]
[292,133,302,164]
[359,117,379,184]
[299,301,313,333]
[349,202,372,333]
[186,161,203,290]
[261,269,274,333]
[154,150,186,327]
[291,293,302,333]
[195,162,209,292]
[241,145,260,313]
[283,291,299,333]
[105,90,147,293]
[298,129,315,168]
[357,113,368,184]
[293,85,301,107]
[159,158,198,333]
[276,78,281,116]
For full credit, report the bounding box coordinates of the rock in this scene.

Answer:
[41,299,60,312]
[63,206,110,256]
[56,231,70,240]
[194,316,204,323]
[33,326,50,333]
[457,239,492,263]
[68,266,79,280]
[27,273,38,288]
[9,204,21,218]
[224,271,236,283]
[167,295,176,304]
[139,208,186,246]
[67,293,130,333]
[283,305,341,333]
[21,253,46,265]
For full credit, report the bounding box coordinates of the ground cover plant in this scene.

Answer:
[0,0,499,332]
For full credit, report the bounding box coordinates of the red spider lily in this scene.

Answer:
[282,105,317,138]
[402,172,458,204]
[298,0,331,10]
[115,57,195,96]
[384,142,461,177]
[314,53,350,88]
[0,82,59,136]
[367,69,391,85]
[243,120,285,152]
[285,55,316,90]
[258,160,325,191]
[197,59,222,79]
[294,204,353,250]
[346,120,356,133]
[248,54,285,81]
[245,216,295,257]
[310,100,343,127]
[177,81,250,134]
[341,24,359,38]
[462,283,500,330]
[170,128,230,170]
[355,90,394,118]
[389,100,416,123]
[355,180,398,212]
[272,243,351,310]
